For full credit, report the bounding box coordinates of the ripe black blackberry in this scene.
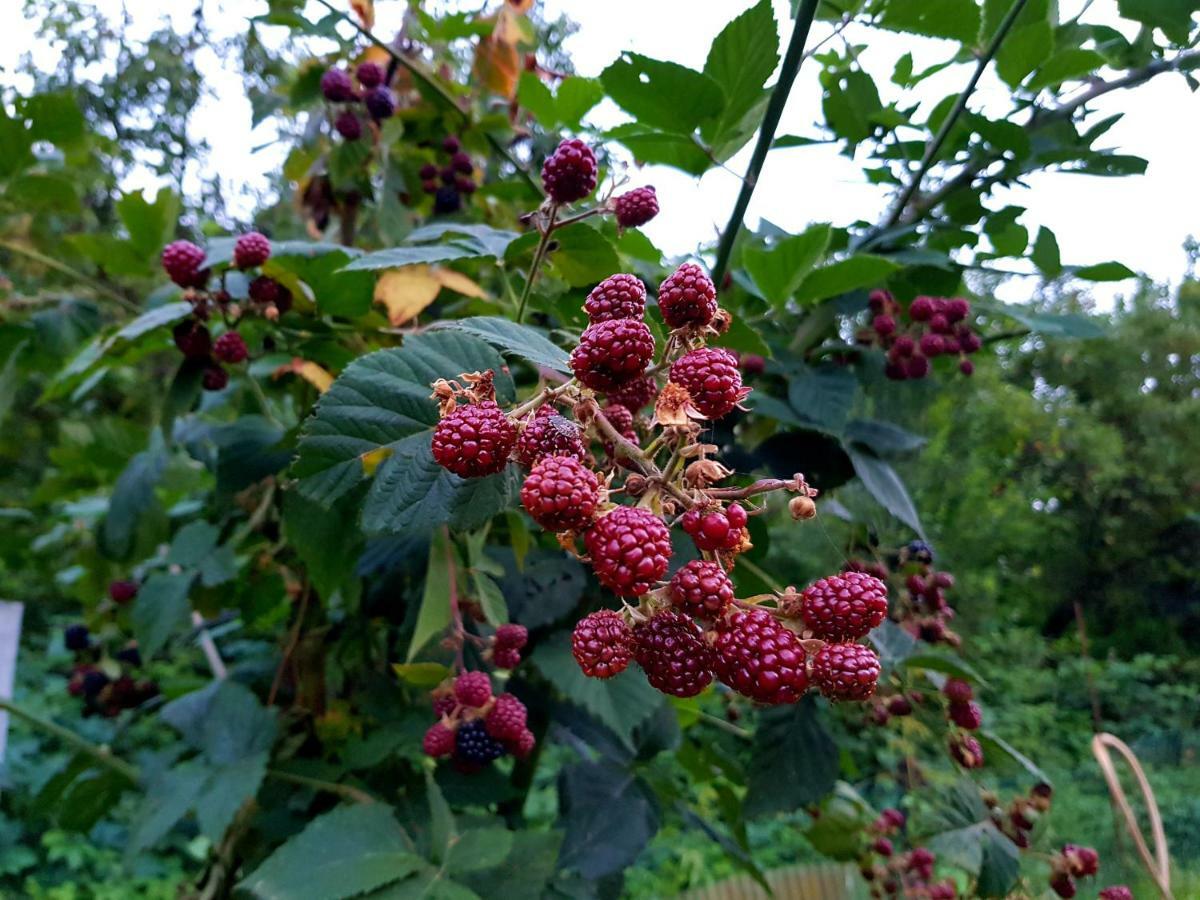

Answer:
[454,720,506,764]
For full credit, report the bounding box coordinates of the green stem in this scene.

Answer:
[710,0,821,288]
[0,698,140,783]
[264,769,376,804]
[0,239,140,314]
[870,0,1032,239]
[697,710,752,741]
[311,0,540,196]
[515,205,558,323]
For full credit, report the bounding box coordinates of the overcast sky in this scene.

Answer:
[2,0,1197,306]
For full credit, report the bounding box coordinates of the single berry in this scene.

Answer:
[907,847,935,872]
[908,540,934,564]
[948,700,982,730]
[942,335,961,354]
[613,186,659,228]
[432,693,456,718]
[213,332,248,364]
[1098,887,1133,900]
[202,365,229,391]
[320,68,355,102]
[114,644,142,667]
[492,647,521,669]
[798,572,888,641]
[668,560,734,618]
[433,186,461,215]
[520,455,601,532]
[81,669,110,699]
[511,728,536,758]
[442,135,461,154]
[249,275,284,305]
[873,314,896,336]
[669,347,745,419]
[365,86,396,120]
[929,882,957,900]
[451,151,473,174]
[942,677,973,703]
[884,361,907,381]
[64,624,90,651]
[569,319,655,392]
[711,607,808,704]
[739,353,766,375]
[905,354,930,378]
[959,359,975,376]
[1063,845,1099,877]
[892,335,916,357]
[454,719,506,764]
[680,503,746,552]
[572,609,634,678]
[584,506,671,596]
[1049,872,1077,899]
[335,110,362,140]
[233,232,271,269]
[108,580,138,604]
[173,321,212,359]
[421,179,438,194]
[887,695,913,716]
[515,406,586,467]
[419,163,438,180]
[356,61,386,88]
[873,838,893,857]
[949,732,984,768]
[484,693,528,742]
[929,312,952,334]
[423,721,456,758]
[868,289,892,312]
[431,400,517,478]
[161,240,206,287]
[606,375,657,413]
[945,297,970,322]
[909,296,935,321]
[540,138,597,203]
[453,671,492,708]
[919,332,945,357]
[812,642,881,701]
[495,624,528,650]
[959,330,982,353]
[455,176,477,195]
[633,610,714,698]
[880,808,906,829]
[584,273,647,323]
[600,403,638,458]
[657,262,717,329]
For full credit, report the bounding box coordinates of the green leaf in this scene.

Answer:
[985,0,1054,87]
[1030,226,1062,276]
[544,223,620,287]
[100,432,167,559]
[438,317,569,373]
[982,300,1105,338]
[0,106,33,178]
[702,0,780,144]
[194,754,268,842]
[132,572,193,658]
[408,529,455,662]
[516,72,556,125]
[604,123,713,176]
[212,416,292,493]
[558,762,660,878]
[240,804,422,900]
[745,697,838,817]
[822,70,883,145]
[846,446,926,537]
[977,729,1052,785]
[555,77,605,128]
[880,0,981,42]
[459,831,562,899]
[902,651,988,686]
[1027,48,1105,90]
[787,365,857,434]
[445,828,513,874]
[529,632,662,747]
[426,773,456,863]
[282,491,363,600]
[743,224,832,307]
[117,189,179,257]
[795,255,900,305]
[22,91,86,147]
[293,331,513,507]
[845,419,926,456]
[600,53,726,136]
[870,619,918,670]
[920,780,1020,897]
[128,763,208,857]
[199,681,278,765]
[392,662,453,688]
[1074,261,1136,281]
[1117,0,1200,43]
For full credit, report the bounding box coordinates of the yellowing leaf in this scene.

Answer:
[392,662,452,688]
[473,12,522,99]
[360,446,393,476]
[432,267,488,299]
[274,358,335,393]
[374,266,442,326]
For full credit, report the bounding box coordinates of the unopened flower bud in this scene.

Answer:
[789,495,817,520]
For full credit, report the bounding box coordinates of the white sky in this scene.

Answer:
[2,0,1197,307]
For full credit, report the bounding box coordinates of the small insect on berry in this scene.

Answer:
[613,186,659,228]
[213,332,248,364]
[515,406,586,467]
[572,609,634,679]
[657,262,717,329]
[431,400,517,478]
[233,232,271,269]
[540,138,598,204]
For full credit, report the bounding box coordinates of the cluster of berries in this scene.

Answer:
[63,623,157,718]
[981,782,1054,850]
[1049,844,1101,898]
[161,232,282,391]
[488,622,528,670]
[859,291,982,380]
[848,541,961,648]
[860,810,956,899]
[942,677,984,769]
[539,137,659,228]
[421,670,535,771]
[322,61,395,142]
[417,135,477,215]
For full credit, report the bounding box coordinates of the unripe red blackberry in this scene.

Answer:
[356,61,386,88]
[233,232,271,269]
[510,728,536,759]
[320,67,355,102]
[365,86,395,120]
[540,138,597,204]
[680,503,746,552]
[739,353,766,375]
[423,721,456,757]
[108,580,138,604]
[249,275,284,305]
[173,321,212,359]
[584,273,646,323]
[886,694,913,716]
[909,296,935,321]
[1063,845,1099,877]
[64,624,90,651]
[606,375,657,413]
[633,610,715,698]
[161,240,206,287]
[495,623,527,650]
[948,699,982,730]
[796,572,888,640]
[892,335,916,357]
[873,314,896,336]
[1049,872,1077,899]
[959,330,982,353]
[569,319,654,392]
[711,606,808,704]
[455,719,506,764]
[432,692,456,718]
[884,361,907,381]
[431,400,517,478]
[521,455,600,532]
[213,332,248,364]
[657,262,717,329]
[668,560,734,618]
[669,347,745,419]
[442,135,461,154]
[492,647,521,669]
[929,882,957,900]
[451,151,473,174]
[942,334,961,355]
[945,297,970,322]
[456,176,477,195]
[515,406,586,467]
[905,354,930,379]
[453,671,492,708]
[907,847,935,873]
[335,110,363,140]
[868,289,891,312]
[959,359,975,376]
[202,365,229,391]
[600,402,639,459]
[919,332,945,357]
[949,732,984,768]
[812,642,881,701]
[879,807,906,830]
[942,677,973,703]
[584,506,671,596]
[571,609,634,678]
[613,186,659,228]
[1099,887,1133,900]
[872,837,893,857]
[484,693,528,742]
